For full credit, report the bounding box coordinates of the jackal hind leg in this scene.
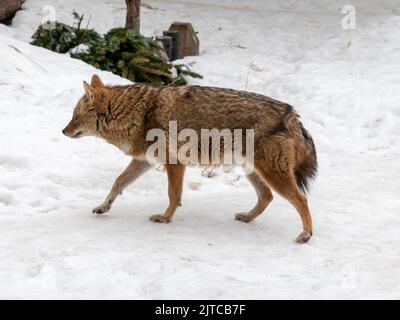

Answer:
[93,160,150,214]
[235,172,273,223]
[150,164,185,223]
[257,166,313,244]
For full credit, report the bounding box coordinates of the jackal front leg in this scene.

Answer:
[93,159,150,214]
[150,164,185,223]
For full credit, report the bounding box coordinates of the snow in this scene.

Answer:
[1,0,400,299]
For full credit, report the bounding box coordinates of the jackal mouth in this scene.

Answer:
[72,131,83,138]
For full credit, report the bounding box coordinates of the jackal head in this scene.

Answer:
[63,74,108,139]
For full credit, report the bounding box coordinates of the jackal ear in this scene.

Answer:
[83,81,95,101]
[91,74,104,88]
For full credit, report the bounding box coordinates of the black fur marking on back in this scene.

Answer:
[268,104,293,137]
[268,121,288,136]
[184,91,192,99]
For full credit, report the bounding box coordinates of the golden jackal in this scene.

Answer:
[63,75,317,243]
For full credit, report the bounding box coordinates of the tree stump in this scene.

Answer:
[125,0,141,32]
[0,0,22,25]
[168,22,199,59]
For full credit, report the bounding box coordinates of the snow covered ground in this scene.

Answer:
[0,0,400,299]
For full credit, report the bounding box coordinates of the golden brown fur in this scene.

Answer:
[63,75,317,243]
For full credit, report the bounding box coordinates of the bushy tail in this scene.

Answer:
[294,125,318,194]
[274,106,318,194]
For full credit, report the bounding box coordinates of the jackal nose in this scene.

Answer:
[62,129,66,135]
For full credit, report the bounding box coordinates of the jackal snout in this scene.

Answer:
[62,119,83,138]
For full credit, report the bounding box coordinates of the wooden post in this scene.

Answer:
[0,0,22,25]
[125,0,141,32]
[168,22,199,59]
[163,31,180,61]
[155,36,172,61]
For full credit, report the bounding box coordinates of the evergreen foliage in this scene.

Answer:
[31,12,202,85]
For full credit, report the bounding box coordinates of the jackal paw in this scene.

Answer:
[295,231,312,244]
[92,202,111,214]
[150,214,171,223]
[235,213,253,223]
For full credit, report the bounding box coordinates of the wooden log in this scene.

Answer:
[125,0,141,32]
[0,0,22,24]
[155,36,172,61]
[163,30,179,61]
[168,22,199,59]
